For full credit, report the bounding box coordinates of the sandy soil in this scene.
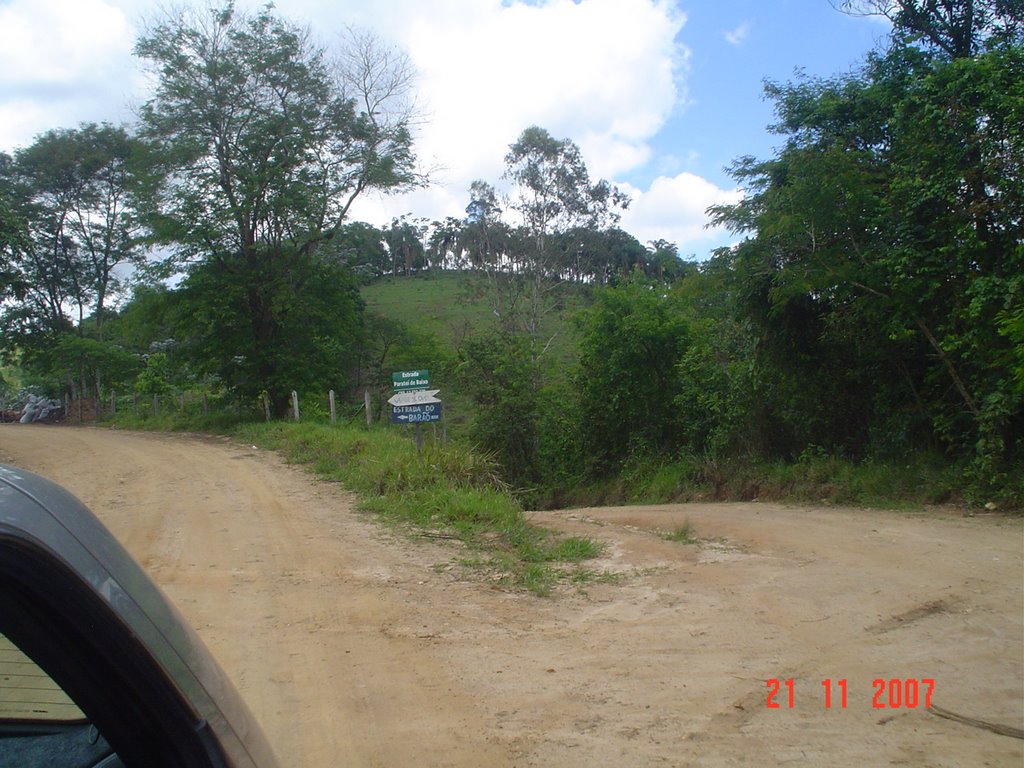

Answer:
[1,424,1022,767]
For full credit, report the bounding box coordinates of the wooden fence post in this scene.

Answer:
[291,390,299,422]
[111,390,116,416]
[263,393,271,422]
[203,394,209,416]
[364,389,372,427]
[329,389,336,424]
[152,394,159,416]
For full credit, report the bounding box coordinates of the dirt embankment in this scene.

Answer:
[2,425,1022,767]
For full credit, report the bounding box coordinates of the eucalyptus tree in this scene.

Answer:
[499,126,628,343]
[134,2,420,412]
[426,217,462,271]
[383,216,426,276]
[453,180,519,332]
[460,179,509,271]
[504,126,627,261]
[454,129,627,482]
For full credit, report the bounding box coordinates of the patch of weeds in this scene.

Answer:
[547,536,604,562]
[517,563,556,596]
[455,556,492,569]
[566,568,621,586]
[662,519,698,544]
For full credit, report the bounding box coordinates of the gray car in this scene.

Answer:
[0,464,281,768]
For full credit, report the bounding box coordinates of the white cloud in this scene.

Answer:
[0,0,738,256]
[619,173,742,253]
[390,0,688,191]
[339,0,694,236]
[0,0,139,150]
[724,20,752,47]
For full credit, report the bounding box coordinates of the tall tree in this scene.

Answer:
[709,9,1023,471]
[426,217,462,271]
[134,2,420,412]
[0,153,31,304]
[498,127,628,344]
[459,180,521,330]
[1,125,145,400]
[13,124,144,340]
[383,216,426,276]
[460,180,512,271]
[835,0,1023,58]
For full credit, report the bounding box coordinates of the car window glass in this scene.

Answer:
[0,632,85,722]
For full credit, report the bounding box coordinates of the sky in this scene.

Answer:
[0,0,891,258]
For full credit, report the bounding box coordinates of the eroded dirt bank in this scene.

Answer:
[2,425,1022,767]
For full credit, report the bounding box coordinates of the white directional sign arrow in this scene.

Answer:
[388,389,441,407]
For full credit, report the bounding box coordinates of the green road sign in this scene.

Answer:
[393,369,428,383]
[392,369,430,391]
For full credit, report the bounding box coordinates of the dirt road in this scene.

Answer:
[2,425,1021,767]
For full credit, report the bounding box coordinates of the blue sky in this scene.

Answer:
[0,0,891,257]
[648,1,886,190]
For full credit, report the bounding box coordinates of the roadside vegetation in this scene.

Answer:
[106,407,604,595]
[3,0,1022,524]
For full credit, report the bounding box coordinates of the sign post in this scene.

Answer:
[388,389,441,407]
[390,370,444,453]
[392,370,430,391]
[389,403,443,423]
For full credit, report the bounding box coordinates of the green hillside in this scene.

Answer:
[361,272,497,346]
[361,271,585,373]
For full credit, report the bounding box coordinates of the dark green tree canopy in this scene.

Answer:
[709,8,1022,473]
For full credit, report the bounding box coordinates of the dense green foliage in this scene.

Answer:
[3,0,1021,508]
[575,282,691,472]
[0,123,145,398]
[440,0,1022,504]
[706,28,1022,496]
[132,3,418,415]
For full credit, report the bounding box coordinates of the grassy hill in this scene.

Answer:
[361,270,586,375]
[361,271,497,347]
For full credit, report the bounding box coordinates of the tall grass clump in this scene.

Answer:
[545,448,976,510]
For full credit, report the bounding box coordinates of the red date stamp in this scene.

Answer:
[766,678,935,709]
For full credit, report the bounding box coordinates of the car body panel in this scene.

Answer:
[0,464,281,768]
